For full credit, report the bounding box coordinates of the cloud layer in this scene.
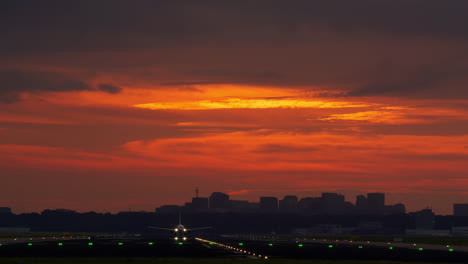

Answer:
[0,70,122,103]
[1,1,468,214]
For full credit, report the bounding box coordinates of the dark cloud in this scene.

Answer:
[0,70,120,103]
[0,70,92,103]
[186,71,282,80]
[2,1,468,99]
[160,81,226,86]
[347,61,468,98]
[159,71,283,87]
[97,84,122,94]
[2,0,468,55]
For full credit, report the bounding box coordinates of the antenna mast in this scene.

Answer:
[195,187,199,198]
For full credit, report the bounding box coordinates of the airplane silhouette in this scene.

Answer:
[149,213,212,241]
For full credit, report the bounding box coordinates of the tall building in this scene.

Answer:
[259,197,278,211]
[412,208,435,230]
[209,192,230,209]
[298,197,322,214]
[384,203,406,215]
[0,207,11,214]
[356,195,367,210]
[454,204,468,216]
[279,195,298,212]
[191,197,209,209]
[230,200,251,212]
[367,193,385,215]
[321,193,345,214]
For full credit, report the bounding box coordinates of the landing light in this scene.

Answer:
[183,237,187,241]
[174,229,178,232]
[174,237,178,240]
[183,229,187,232]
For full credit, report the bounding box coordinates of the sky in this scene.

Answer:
[1,0,468,215]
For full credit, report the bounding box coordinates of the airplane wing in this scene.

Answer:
[189,227,213,231]
[148,226,175,231]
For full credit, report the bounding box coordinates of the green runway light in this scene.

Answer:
[418,248,423,251]
[328,245,333,248]
[238,242,243,246]
[88,242,93,246]
[358,246,363,249]
[209,242,213,245]
[298,244,303,247]
[148,242,154,245]
[389,246,393,250]
[268,243,273,246]
[449,248,454,252]
[178,242,183,245]
[58,242,63,246]
[118,242,123,246]
[28,243,32,246]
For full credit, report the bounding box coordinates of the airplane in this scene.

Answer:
[149,213,212,241]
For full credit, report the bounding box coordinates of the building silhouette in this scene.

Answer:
[411,208,435,229]
[279,195,298,212]
[367,193,385,215]
[298,197,322,214]
[454,204,468,216]
[356,195,368,214]
[259,197,278,211]
[321,193,345,214]
[191,197,209,210]
[230,200,259,212]
[0,207,11,214]
[209,192,230,209]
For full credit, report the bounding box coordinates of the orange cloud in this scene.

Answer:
[133,98,373,110]
[122,130,468,175]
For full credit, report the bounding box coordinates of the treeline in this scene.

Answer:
[1,211,467,234]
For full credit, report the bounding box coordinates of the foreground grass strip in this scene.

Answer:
[0,259,464,264]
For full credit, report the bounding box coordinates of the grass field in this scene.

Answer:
[0,259,463,264]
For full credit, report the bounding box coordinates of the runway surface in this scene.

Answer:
[0,236,467,262]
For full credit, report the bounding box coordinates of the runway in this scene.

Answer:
[199,237,468,262]
[0,239,231,258]
[1,236,468,262]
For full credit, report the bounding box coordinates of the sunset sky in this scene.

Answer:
[1,1,468,214]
